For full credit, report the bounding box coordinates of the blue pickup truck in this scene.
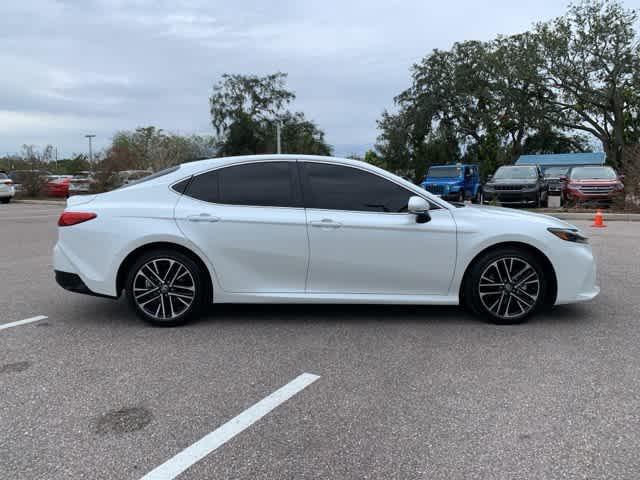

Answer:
[420,163,482,202]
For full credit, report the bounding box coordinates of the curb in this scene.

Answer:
[547,212,640,222]
[13,199,66,206]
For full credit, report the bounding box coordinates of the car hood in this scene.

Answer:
[488,178,537,185]
[423,179,463,186]
[454,204,575,229]
[569,179,618,185]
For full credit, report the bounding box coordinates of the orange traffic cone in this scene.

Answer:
[592,209,606,228]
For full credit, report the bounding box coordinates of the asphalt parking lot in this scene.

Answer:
[2,202,640,480]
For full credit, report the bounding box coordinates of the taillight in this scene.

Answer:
[58,212,97,227]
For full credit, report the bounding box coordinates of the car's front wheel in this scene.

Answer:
[125,249,206,326]
[0,197,10,204]
[464,248,547,324]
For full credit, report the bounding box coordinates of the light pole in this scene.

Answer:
[276,122,282,154]
[85,134,96,163]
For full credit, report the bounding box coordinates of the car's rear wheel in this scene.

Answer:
[464,248,546,324]
[1,197,10,204]
[125,249,206,326]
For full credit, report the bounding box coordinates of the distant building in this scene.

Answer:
[515,152,605,168]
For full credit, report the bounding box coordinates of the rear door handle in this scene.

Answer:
[186,214,220,223]
[310,219,342,229]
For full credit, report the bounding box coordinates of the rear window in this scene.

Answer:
[0,173,7,179]
[119,166,180,189]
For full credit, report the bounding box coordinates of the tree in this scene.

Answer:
[376,0,640,178]
[108,127,217,171]
[210,73,332,156]
[536,0,640,167]
[19,145,54,197]
[210,73,295,136]
[521,126,591,154]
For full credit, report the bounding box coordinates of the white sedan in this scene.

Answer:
[0,171,15,203]
[53,155,598,326]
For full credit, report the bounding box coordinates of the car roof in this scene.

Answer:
[178,154,380,175]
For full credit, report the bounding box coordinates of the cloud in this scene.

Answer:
[0,0,569,157]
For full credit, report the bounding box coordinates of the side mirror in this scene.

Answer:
[487,174,494,181]
[559,175,568,182]
[619,174,625,181]
[408,195,431,224]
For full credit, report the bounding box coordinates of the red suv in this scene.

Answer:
[561,166,624,205]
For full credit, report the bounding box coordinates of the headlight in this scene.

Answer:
[547,227,589,244]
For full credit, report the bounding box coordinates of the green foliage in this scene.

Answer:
[106,127,217,172]
[535,0,640,168]
[522,126,591,155]
[376,0,640,178]
[210,73,332,156]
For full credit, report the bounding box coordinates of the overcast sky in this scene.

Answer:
[1,0,572,157]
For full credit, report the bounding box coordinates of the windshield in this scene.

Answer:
[493,166,538,180]
[570,166,616,180]
[427,166,461,178]
[543,167,569,178]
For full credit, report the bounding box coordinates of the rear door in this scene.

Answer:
[174,160,309,293]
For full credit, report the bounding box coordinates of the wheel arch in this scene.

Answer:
[115,242,214,303]
[459,241,558,307]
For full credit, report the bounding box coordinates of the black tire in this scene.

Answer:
[463,247,547,325]
[1,197,10,204]
[125,249,207,326]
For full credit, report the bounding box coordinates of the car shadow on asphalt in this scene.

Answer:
[65,296,590,328]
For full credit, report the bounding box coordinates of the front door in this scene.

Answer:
[174,161,308,293]
[300,161,457,295]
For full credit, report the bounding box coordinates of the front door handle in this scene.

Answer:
[310,219,342,229]
[186,214,220,223]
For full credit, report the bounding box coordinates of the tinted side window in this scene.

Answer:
[302,162,412,213]
[184,170,219,203]
[183,162,298,207]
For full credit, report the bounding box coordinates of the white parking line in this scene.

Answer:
[140,372,320,480]
[0,315,48,331]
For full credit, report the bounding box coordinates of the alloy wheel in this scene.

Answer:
[477,256,540,320]
[133,258,196,321]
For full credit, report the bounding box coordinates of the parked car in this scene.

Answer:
[561,166,624,206]
[45,176,72,198]
[542,166,570,196]
[68,172,96,196]
[482,165,548,207]
[8,170,51,193]
[54,155,598,326]
[0,171,15,203]
[420,164,481,202]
